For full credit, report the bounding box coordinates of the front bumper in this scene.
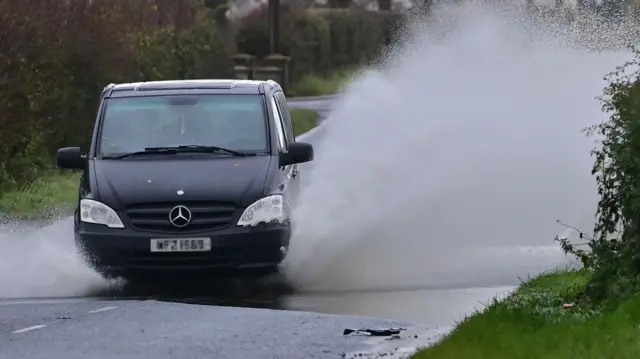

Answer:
[74,221,291,277]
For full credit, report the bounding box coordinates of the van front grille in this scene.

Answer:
[125,201,236,233]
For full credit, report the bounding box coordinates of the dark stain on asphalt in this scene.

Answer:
[88,273,297,311]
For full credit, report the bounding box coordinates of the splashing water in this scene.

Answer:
[0,219,110,298]
[283,3,634,292]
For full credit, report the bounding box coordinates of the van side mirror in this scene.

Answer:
[56,147,85,170]
[280,142,314,167]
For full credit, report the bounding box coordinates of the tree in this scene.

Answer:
[378,0,391,10]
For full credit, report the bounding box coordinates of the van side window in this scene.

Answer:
[269,95,287,151]
[274,92,295,144]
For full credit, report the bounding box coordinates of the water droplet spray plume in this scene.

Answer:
[282,2,636,292]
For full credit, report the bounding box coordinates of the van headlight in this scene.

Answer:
[237,195,286,227]
[80,199,125,228]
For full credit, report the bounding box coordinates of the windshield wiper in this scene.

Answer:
[101,145,253,160]
[102,147,180,159]
[146,145,253,156]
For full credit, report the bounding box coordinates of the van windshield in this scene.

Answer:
[98,94,269,156]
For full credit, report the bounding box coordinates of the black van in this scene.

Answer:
[56,79,314,279]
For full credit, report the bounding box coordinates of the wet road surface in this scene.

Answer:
[0,274,484,359]
[1,298,452,359]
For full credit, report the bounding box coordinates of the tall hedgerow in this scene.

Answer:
[559,47,640,302]
[0,0,233,195]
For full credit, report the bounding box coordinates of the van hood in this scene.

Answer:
[92,155,272,209]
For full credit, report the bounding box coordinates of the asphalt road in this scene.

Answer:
[0,95,569,358]
[0,298,454,359]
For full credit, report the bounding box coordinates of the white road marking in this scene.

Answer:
[11,325,47,334]
[6,305,117,335]
[86,306,117,314]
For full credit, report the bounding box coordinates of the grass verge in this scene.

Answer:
[291,108,319,136]
[411,269,640,359]
[0,109,320,220]
[0,171,79,221]
[288,68,353,97]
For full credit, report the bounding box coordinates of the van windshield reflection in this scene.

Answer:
[98,94,269,157]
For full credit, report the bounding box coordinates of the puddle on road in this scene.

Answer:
[58,274,515,326]
[284,286,514,326]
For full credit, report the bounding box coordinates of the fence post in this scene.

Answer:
[231,53,256,79]
[263,54,290,92]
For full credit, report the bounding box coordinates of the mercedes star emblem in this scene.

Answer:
[169,205,192,228]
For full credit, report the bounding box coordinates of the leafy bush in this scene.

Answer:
[559,48,640,303]
[234,7,402,81]
[0,0,233,195]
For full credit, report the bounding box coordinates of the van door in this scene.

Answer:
[272,91,301,207]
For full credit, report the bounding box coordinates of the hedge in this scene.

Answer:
[0,0,233,196]
[235,7,403,80]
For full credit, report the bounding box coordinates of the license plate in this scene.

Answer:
[150,238,211,252]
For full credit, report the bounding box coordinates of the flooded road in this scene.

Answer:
[0,275,514,327]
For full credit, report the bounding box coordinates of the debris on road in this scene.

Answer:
[343,326,453,359]
[343,328,406,336]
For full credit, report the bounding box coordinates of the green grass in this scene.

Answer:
[288,68,353,97]
[0,171,79,221]
[290,108,319,136]
[411,269,640,359]
[0,110,320,220]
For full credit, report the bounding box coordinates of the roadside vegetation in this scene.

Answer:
[412,48,640,358]
[290,109,320,136]
[413,270,640,359]
[288,68,354,97]
[0,172,79,222]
